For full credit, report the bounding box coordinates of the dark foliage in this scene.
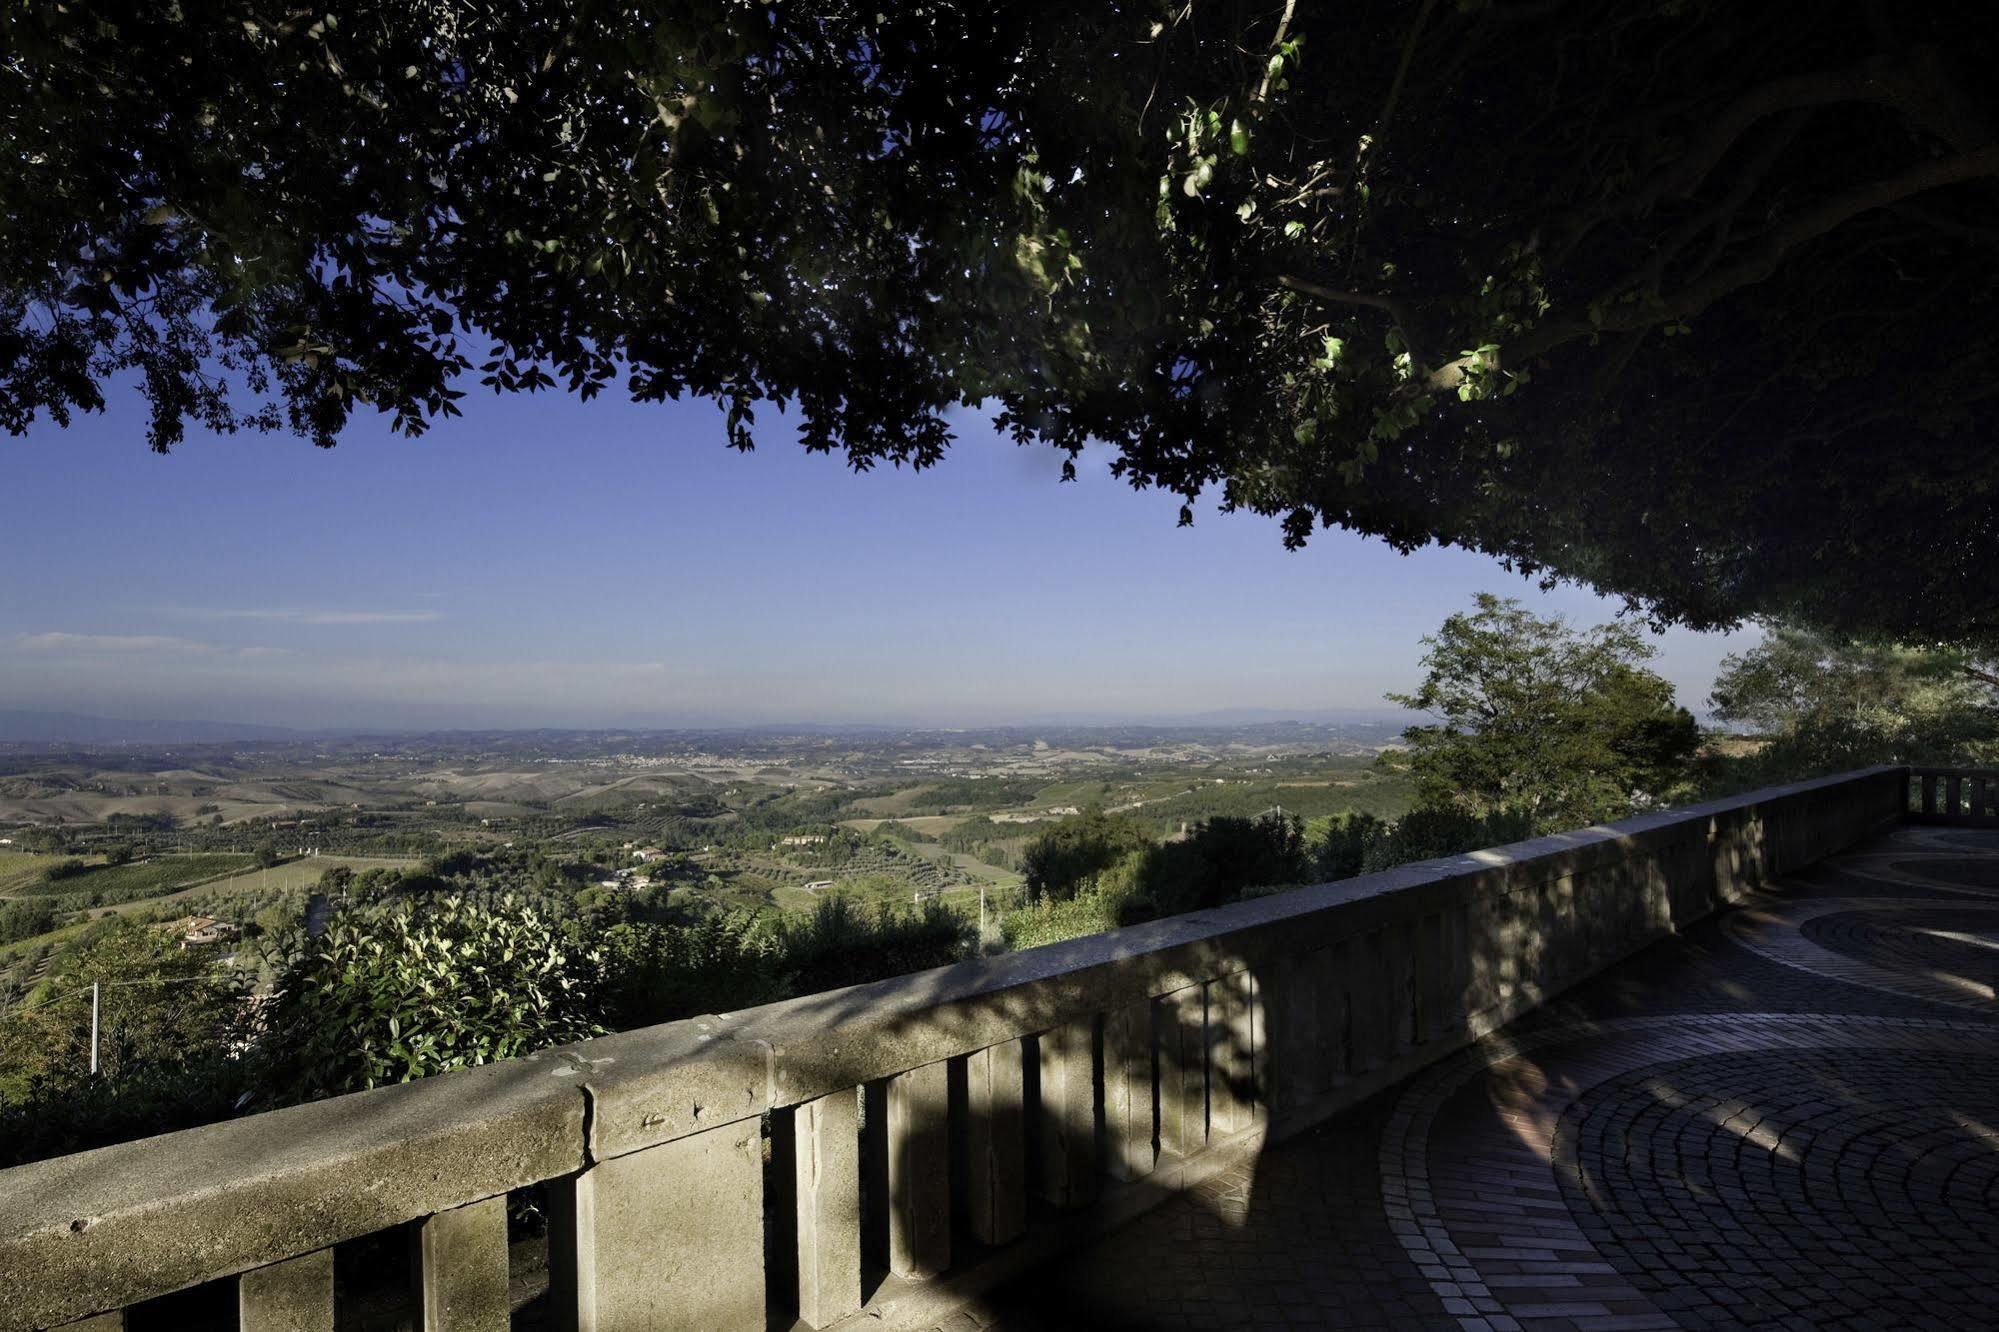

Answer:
[1022,808,1153,901]
[5,3,1996,643]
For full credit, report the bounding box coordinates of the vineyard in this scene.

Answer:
[8,854,255,907]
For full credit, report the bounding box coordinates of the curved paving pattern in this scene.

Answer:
[1384,1015,1999,1330]
[957,824,1999,1332]
[1725,899,1999,1009]
[1559,1047,1999,1329]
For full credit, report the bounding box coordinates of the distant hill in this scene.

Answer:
[0,709,307,745]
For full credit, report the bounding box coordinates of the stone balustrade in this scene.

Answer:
[0,766,1913,1332]
[1906,766,1999,824]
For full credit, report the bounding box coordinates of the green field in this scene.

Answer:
[96,855,420,920]
[0,852,50,896]
[6,854,254,906]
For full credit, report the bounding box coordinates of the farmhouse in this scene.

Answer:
[631,847,667,863]
[179,916,239,948]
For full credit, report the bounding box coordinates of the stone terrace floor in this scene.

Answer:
[939,824,1999,1332]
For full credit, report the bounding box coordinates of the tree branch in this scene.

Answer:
[1277,274,1425,367]
[1623,49,1951,216]
[1373,0,1441,146]
[1427,144,1999,392]
[1252,0,1298,107]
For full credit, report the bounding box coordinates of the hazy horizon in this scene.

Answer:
[3,379,1757,731]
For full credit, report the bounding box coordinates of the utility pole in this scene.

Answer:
[89,982,100,1076]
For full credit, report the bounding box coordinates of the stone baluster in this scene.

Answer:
[239,1248,334,1332]
[415,1196,510,1331]
[549,1121,765,1332]
[887,1062,950,1279]
[794,1090,862,1328]
[963,1039,1028,1243]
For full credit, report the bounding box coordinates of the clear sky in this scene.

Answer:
[1,381,1756,730]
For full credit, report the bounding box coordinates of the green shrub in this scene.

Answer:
[1361,806,1534,871]
[1315,811,1388,879]
[252,895,603,1102]
[589,912,788,1029]
[0,921,253,1165]
[1135,814,1309,916]
[1001,853,1145,950]
[1021,808,1151,901]
[0,899,58,946]
[779,894,967,994]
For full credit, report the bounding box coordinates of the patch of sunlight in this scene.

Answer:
[1947,1108,1999,1153]
[1921,967,1996,1001]
[1911,927,1999,953]
[1694,1097,1804,1164]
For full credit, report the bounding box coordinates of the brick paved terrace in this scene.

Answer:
[4,766,1997,1332]
[946,814,1999,1332]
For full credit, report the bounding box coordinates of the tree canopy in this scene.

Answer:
[7,1,1997,641]
[1391,594,1699,831]
[1709,624,1999,781]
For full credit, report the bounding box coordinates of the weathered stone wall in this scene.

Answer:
[0,766,1911,1332]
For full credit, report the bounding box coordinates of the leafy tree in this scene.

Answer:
[102,843,135,867]
[1021,808,1152,902]
[1133,814,1309,916]
[777,895,968,997]
[1708,624,1999,783]
[0,920,251,1105]
[1316,812,1389,881]
[589,911,787,1031]
[252,895,603,1102]
[6,3,1997,644]
[252,843,283,869]
[1391,595,1699,832]
[0,899,58,946]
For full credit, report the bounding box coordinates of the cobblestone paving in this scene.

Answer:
[948,826,1999,1332]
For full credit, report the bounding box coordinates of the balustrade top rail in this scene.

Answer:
[0,766,1914,1332]
[1906,767,1999,824]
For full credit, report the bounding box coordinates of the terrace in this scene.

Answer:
[5,765,1996,1332]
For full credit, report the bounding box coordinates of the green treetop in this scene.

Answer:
[1390,595,1699,832]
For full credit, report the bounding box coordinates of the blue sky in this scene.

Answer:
[1,384,1756,730]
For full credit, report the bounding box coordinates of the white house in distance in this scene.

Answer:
[632,846,667,863]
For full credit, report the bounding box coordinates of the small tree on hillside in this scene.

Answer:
[1020,808,1151,902]
[1391,595,1699,833]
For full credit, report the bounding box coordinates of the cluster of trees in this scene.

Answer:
[930,816,1031,872]
[0,900,58,947]
[1005,594,1999,954]
[1707,626,1999,786]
